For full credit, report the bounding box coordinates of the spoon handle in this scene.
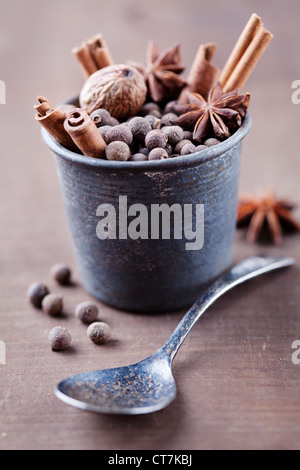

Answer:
[160,255,294,362]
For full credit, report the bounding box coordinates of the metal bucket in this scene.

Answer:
[42,106,251,312]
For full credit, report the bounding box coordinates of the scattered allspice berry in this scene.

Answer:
[75,301,99,324]
[50,263,71,286]
[48,326,71,351]
[42,294,63,317]
[105,141,131,161]
[87,322,111,345]
[27,282,50,308]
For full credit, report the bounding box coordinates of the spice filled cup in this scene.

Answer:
[42,99,251,312]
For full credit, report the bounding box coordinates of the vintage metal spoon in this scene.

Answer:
[55,255,294,415]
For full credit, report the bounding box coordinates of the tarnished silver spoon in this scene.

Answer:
[55,255,294,415]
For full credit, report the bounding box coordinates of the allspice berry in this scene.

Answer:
[145,115,161,130]
[105,141,131,161]
[145,130,167,150]
[161,126,184,146]
[128,117,151,143]
[181,143,197,155]
[27,282,49,308]
[42,294,63,317]
[160,113,178,127]
[129,153,148,162]
[140,102,161,117]
[174,139,192,154]
[79,64,147,120]
[90,108,119,127]
[105,124,133,145]
[149,148,169,160]
[75,301,99,324]
[87,322,111,345]
[196,145,207,152]
[204,138,221,147]
[50,263,71,286]
[48,326,71,351]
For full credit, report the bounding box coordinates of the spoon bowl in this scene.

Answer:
[55,255,294,414]
[56,353,176,415]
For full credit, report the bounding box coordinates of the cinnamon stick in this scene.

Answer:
[64,108,107,159]
[179,43,219,101]
[72,34,114,78]
[223,25,273,92]
[219,13,262,88]
[34,96,78,152]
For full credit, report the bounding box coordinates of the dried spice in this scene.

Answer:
[27,282,50,309]
[48,327,71,351]
[79,64,147,120]
[130,42,186,103]
[237,190,300,244]
[171,83,250,142]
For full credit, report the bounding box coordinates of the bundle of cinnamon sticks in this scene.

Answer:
[219,13,273,92]
[181,13,272,100]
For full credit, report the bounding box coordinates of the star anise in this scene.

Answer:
[171,82,250,142]
[129,41,186,103]
[237,190,300,244]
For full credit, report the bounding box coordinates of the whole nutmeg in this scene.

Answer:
[87,322,111,345]
[75,301,99,324]
[48,326,71,351]
[79,64,147,121]
[27,282,49,308]
[42,294,63,317]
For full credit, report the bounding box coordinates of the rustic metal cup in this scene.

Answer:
[42,104,251,312]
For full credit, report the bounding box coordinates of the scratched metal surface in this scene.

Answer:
[1,0,300,450]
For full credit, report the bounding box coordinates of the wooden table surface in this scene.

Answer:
[1,0,300,450]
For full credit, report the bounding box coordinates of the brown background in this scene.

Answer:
[1,0,300,450]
